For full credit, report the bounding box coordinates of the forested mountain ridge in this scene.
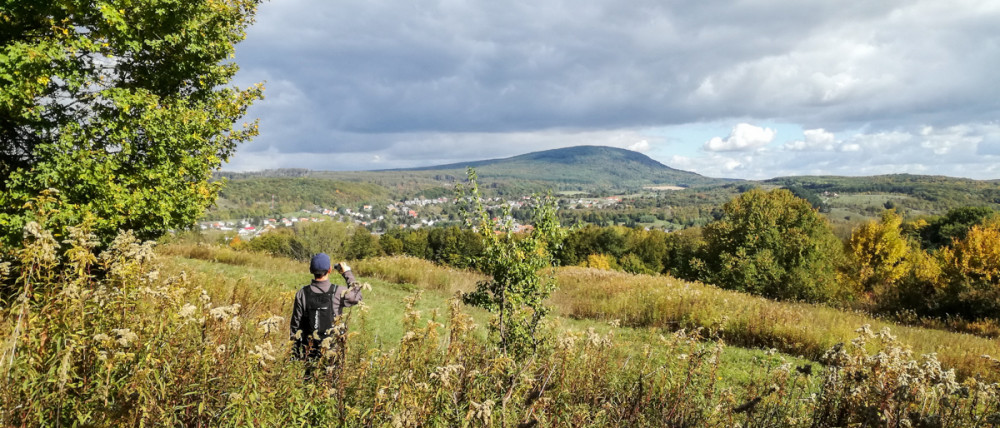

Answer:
[207,146,1000,224]
[391,145,725,188]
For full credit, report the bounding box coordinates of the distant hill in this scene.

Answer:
[207,147,1000,224]
[393,145,726,189]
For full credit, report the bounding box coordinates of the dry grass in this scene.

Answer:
[353,256,486,293]
[6,234,1000,426]
[551,266,1000,381]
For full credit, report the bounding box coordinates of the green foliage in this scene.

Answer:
[766,175,1000,220]
[427,225,483,269]
[405,145,723,190]
[344,227,380,260]
[0,0,263,246]
[784,185,829,212]
[238,220,356,261]
[459,169,563,359]
[242,228,310,260]
[919,206,998,250]
[662,227,706,280]
[206,177,390,220]
[696,188,844,302]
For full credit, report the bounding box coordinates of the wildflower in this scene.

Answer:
[877,327,897,342]
[431,364,465,389]
[178,303,198,318]
[320,336,334,350]
[228,316,241,331]
[209,304,241,321]
[557,332,577,350]
[92,333,110,342]
[216,345,227,354]
[678,354,689,361]
[468,400,494,424]
[111,328,138,347]
[855,324,874,337]
[249,342,277,366]
[0,261,11,281]
[258,315,285,335]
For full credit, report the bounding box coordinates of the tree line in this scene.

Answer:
[223,187,1000,327]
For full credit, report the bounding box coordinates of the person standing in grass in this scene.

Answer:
[289,253,362,377]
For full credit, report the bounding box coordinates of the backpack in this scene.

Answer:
[302,285,336,339]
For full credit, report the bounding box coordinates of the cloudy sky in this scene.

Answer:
[227,0,1000,180]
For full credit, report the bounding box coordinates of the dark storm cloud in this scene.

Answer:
[228,0,1000,177]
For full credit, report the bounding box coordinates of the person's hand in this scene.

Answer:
[334,262,351,273]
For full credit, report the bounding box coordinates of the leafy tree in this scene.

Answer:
[662,227,705,281]
[401,228,430,259]
[427,225,482,268]
[937,220,1000,319]
[293,220,351,259]
[459,169,563,359]
[625,228,667,274]
[344,227,380,260]
[695,188,844,302]
[379,232,404,256]
[919,207,997,250]
[841,210,912,300]
[243,229,309,261]
[0,0,263,246]
[619,252,652,275]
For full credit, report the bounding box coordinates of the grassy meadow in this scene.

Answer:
[4,237,1000,426]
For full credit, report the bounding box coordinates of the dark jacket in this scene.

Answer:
[289,270,362,341]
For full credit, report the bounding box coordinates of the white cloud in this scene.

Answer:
[785,128,837,151]
[628,140,651,152]
[226,0,1000,179]
[703,123,776,152]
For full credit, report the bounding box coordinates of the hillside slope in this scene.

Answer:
[395,145,725,188]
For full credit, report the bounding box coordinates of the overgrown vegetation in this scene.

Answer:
[6,222,1000,426]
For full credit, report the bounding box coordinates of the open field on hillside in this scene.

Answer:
[9,238,1000,426]
[158,245,808,387]
[162,245,1000,382]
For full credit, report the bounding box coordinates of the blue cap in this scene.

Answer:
[310,253,331,274]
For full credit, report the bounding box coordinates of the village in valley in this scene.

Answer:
[200,194,627,239]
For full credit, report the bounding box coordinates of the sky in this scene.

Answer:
[226,0,1000,180]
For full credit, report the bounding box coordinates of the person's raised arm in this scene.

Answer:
[335,262,362,305]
